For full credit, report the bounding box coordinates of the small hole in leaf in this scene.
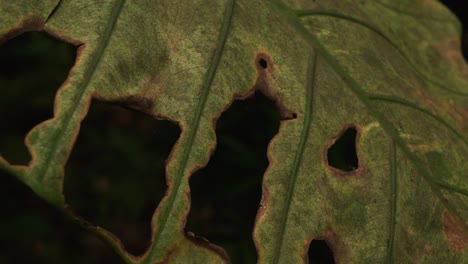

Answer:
[186,91,281,263]
[64,100,180,256]
[0,31,76,165]
[308,240,335,264]
[439,0,468,60]
[327,126,359,171]
[258,58,268,69]
[0,169,125,263]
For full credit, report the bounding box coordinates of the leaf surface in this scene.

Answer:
[0,0,467,263]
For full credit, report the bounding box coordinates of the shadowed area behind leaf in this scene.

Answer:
[64,101,181,256]
[186,92,281,263]
[0,170,125,264]
[327,126,359,172]
[0,31,76,165]
[308,240,335,264]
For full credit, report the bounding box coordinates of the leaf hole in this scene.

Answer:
[64,100,180,256]
[186,91,281,263]
[0,31,76,165]
[326,126,359,172]
[256,53,272,71]
[0,169,125,263]
[307,240,335,264]
[258,58,268,69]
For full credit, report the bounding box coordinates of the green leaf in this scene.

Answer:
[1,0,467,263]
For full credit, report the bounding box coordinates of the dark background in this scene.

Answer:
[0,1,466,263]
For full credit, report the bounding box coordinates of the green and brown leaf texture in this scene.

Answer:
[1,0,467,263]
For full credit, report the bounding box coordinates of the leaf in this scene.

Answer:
[1,0,467,263]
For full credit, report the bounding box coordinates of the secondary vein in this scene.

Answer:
[272,52,317,264]
[143,0,236,262]
[39,0,125,182]
[386,140,397,264]
[294,10,468,97]
[368,94,468,145]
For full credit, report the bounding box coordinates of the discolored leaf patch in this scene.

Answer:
[443,210,468,251]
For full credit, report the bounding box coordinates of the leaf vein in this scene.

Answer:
[368,94,468,145]
[39,0,125,182]
[386,140,397,264]
[143,0,236,262]
[294,9,468,97]
[374,0,455,22]
[272,52,317,264]
[272,0,468,250]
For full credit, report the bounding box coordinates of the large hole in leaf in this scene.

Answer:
[186,92,281,263]
[64,100,180,256]
[0,31,76,165]
[326,126,359,172]
[308,240,335,264]
[439,0,468,60]
[0,169,125,264]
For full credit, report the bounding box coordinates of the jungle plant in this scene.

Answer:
[0,0,467,263]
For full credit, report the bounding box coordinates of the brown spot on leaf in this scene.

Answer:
[443,210,468,251]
